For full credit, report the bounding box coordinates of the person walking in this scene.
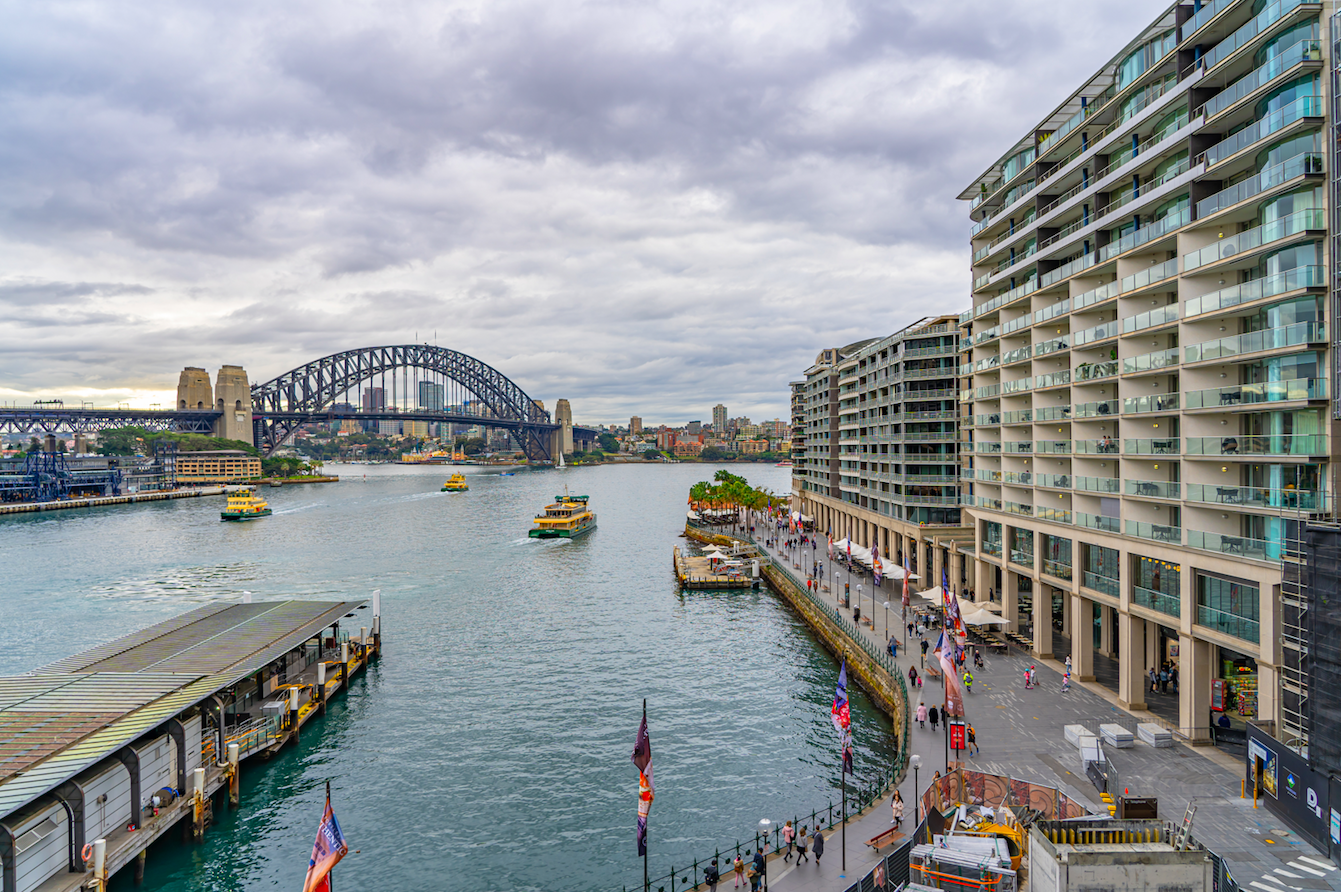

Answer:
[967,723,979,755]
[916,701,928,729]
[733,853,745,888]
[705,860,720,892]
[909,666,919,688]
[1065,654,1073,675]
[811,827,825,865]
[1148,667,1157,693]
[782,820,795,861]
[929,704,940,732]
[1062,671,1071,694]
[750,850,765,891]
[1159,666,1169,694]
[921,638,929,663]
[892,790,905,828]
[795,826,809,863]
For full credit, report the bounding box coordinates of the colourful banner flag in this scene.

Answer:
[901,556,910,609]
[631,707,654,856]
[301,794,348,892]
[933,631,966,717]
[832,660,853,773]
[827,534,833,559]
[872,545,882,586]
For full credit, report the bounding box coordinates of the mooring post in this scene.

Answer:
[227,743,240,807]
[340,642,349,688]
[360,627,368,669]
[92,839,107,892]
[317,661,327,715]
[288,686,300,738]
[372,590,382,657]
[134,849,146,884]
[192,768,206,840]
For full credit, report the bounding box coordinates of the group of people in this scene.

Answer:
[703,823,828,891]
[1149,662,1179,694]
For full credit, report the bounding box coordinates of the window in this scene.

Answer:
[1197,573,1260,643]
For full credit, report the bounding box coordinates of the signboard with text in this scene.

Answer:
[949,721,966,752]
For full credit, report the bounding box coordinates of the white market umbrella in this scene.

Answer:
[961,607,1011,626]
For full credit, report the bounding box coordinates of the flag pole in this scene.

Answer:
[643,698,649,892]
[327,780,334,892]
[841,656,847,872]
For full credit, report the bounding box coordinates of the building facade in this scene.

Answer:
[175,451,262,484]
[712,404,728,433]
[958,0,1336,739]
[793,317,970,589]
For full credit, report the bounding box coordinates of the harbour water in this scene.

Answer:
[1,462,894,892]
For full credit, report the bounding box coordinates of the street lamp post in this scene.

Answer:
[758,819,771,891]
[883,601,891,647]
[911,754,922,824]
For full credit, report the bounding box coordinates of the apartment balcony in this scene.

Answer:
[1184,266,1324,320]
[1076,512,1120,533]
[1074,475,1120,494]
[1034,336,1070,357]
[1133,585,1181,618]
[1185,483,1326,511]
[1075,279,1121,311]
[1120,258,1179,298]
[1124,438,1179,455]
[1187,529,1274,564]
[1004,501,1034,517]
[1074,439,1122,456]
[1185,433,1325,457]
[1184,208,1324,274]
[1122,349,1180,377]
[1042,556,1073,579]
[1199,0,1321,75]
[1034,405,1071,422]
[1072,399,1118,419]
[1187,322,1327,365]
[1073,321,1120,348]
[1125,520,1181,544]
[1035,440,1072,455]
[1200,38,1322,122]
[1001,409,1033,425]
[1125,480,1180,499]
[1123,392,1179,414]
[1034,371,1071,390]
[902,494,961,506]
[1186,378,1326,411]
[1073,360,1119,382]
[1203,94,1322,169]
[1122,305,1179,336]
[1197,150,1323,219]
[1083,570,1121,598]
[1037,473,1071,489]
[1002,441,1034,454]
[903,344,959,358]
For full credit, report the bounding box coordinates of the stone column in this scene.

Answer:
[1002,568,1019,633]
[1033,584,1053,658]
[974,554,990,608]
[1118,611,1147,710]
[1179,634,1213,742]
[1257,662,1279,729]
[932,544,945,592]
[1071,594,1095,681]
[1099,604,1115,657]
[951,550,964,599]
[1144,619,1158,675]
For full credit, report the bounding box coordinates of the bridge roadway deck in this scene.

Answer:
[689,530,1340,892]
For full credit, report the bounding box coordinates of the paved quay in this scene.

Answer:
[709,527,1341,892]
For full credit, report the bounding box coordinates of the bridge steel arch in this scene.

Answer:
[250,345,555,458]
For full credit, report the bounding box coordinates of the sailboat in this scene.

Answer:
[558,452,566,469]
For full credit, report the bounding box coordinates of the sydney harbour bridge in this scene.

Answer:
[0,345,597,460]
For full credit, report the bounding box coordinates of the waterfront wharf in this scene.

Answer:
[0,596,382,892]
[0,487,225,516]
[672,545,759,590]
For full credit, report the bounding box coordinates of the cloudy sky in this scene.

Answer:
[0,0,1159,424]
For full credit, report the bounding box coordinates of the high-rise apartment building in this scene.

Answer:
[958,0,1333,742]
[712,404,728,432]
[793,317,968,586]
[630,416,643,434]
[418,381,445,411]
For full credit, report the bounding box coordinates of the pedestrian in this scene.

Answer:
[1171,666,1179,693]
[733,854,745,888]
[929,704,940,732]
[908,621,914,638]
[909,666,919,688]
[796,826,809,863]
[782,820,795,861]
[1065,654,1072,675]
[746,859,759,892]
[705,860,720,892]
[1149,667,1157,693]
[916,701,928,729]
[1159,667,1168,694]
[1062,671,1071,694]
[892,790,905,828]
[967,723,979,755]
[921,639,929,660]
[811,827,825,865]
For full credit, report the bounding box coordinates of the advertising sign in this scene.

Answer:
[1212,679,1225,712]
[1247,725,1330,851]
[949,721,966,752]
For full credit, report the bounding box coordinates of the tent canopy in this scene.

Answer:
[961,607,1011,626]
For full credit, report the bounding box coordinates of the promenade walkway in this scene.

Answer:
[725,527,1340,892]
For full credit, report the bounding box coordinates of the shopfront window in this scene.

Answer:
[1132,556,1181,617]
[1197,573,1260,643]
[1213,646,1259,721]
[1083,544,1119,597]
[982,521,1002,557]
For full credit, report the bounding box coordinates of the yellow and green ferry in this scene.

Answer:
[220,488,272,521]
[529,491,597,539]
[441,473,469,492]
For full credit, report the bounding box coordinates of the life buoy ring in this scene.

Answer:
[81,842,94,863]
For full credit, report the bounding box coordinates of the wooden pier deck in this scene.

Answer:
[672,546,759,590]
[0,486,225,516]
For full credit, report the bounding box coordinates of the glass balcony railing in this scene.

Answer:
[1123,304,1179,334]
[1184,209,1325,272]
[1036,440,1072,455]
[1035,371,1071,389]
[1123,392,1179,414]
[1035,299,1071,323]
[1205,95,1323,166]
[1042,557,1073,578]
[1185,483,1327,511]
[1001,378,1032,395]
[1074,439,1122,455]
[1121,258,1179,295]
[1133,585,1181,617]
[1034,405,1071,422]
[1074,279,1121,311]
[1184,434,1326,456]
[1185,321,1325,363]
[1073,360,1118,382]
[1040,252,1096,289]
[1202,0,1309,72]
[1184,0,1236,39]
[1037,473,1072,488]
[974,442,1002,454]
[1203,39,1322,120]
[1076,513,1120,534]
[1184,266,1324,318]
[975,384,1001,399]
[1074,475,1120,493]
[1001,409,1032,424]
[1126,520,1182,544]
[1126,479,1180,499]
[1010,548,1035,566]
[1004,501,1034,517]
[1196,602,1261,643]
[1083,570,1120,597]
[1100,207,1190,262]
[1185,377,1325,408]
[1034,336,1070,357]
[1197,152,1322,218]
[1073,399,1118,418]
[1123,349,1180,376]
[1000,346,1031,365]
[1124,438,1179,455]
[980,533,1003,553]
[1003,441,1034,454]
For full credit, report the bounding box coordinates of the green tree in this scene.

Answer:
[597,432,620,453]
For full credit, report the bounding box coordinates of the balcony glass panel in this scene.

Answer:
[1196,603,1261,642]
[1037,473,1072,488]
[1184,208,1325,272]
[1034,336,1070,357]
[1126,520,1182,543]
[1185,483,1326,510]
[1123,305,1179,334]
[1003,441,1034,454]
[1042,556,1073,577]
[1184,434,1325,456]
[1083,570,1120,597]
[1073,322,1120,347]
[1123,392,1179,413]
[1073,399,1119,418]
[1035,299,1071,323]
[1121,258,1180,295]
[1040,252,1096,288]
[1205,95,1323,165]
[1076,513,1120,533]
[1125,480,1180,499]
[1124,438,1179,455]
[1035,371,1071,389]
[1035,440,1072,455]
[1100,207,1190,262]
[1203,40,1321,119]
[1000,346,1031,364]
[1034,406,1072,422]
[1074,439,1122,455]
[1073,360,1118,382]
[1074,475,1120,493]
[1185,321,1325,363]
[1001,378,1032,394]
[1122,350,1180,376]
[1075,279,1122,310]
[1000,409,1032,424]
[1133,585,1181,617]
[1183,266,1324,318]
[974,442,1002,454]
[1202,0,1308,72]
[1196,152,1322,218]
[1004,501,1034,516]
